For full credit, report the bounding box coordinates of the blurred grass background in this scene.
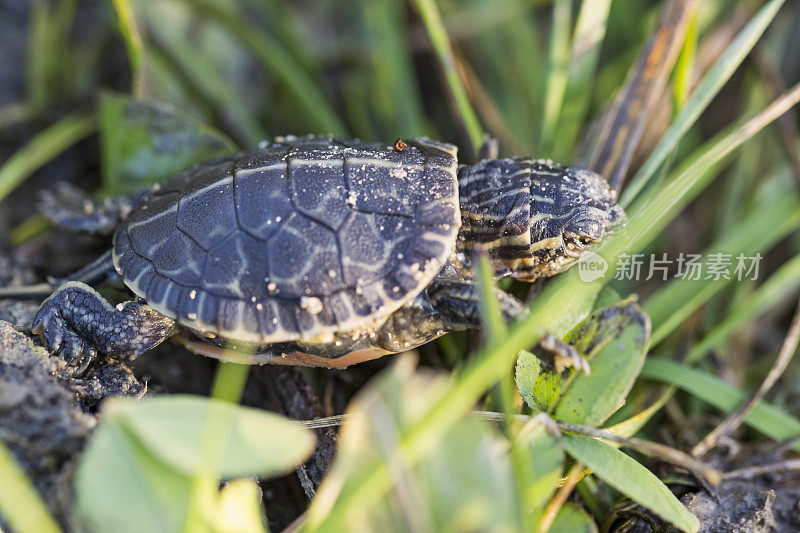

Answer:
[2,0,800,531]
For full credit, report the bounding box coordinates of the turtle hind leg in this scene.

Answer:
[397,280,591,373]
[32,281,175,374]
[427,279,527,328]
[373,279,526,354]
[38,182,141,236]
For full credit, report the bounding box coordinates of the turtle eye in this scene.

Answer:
[564,216,605,244]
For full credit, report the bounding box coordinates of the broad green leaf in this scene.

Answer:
[549,502,598,533]
[99,92,236,195]
[562,435,699,533]
[592,286,622,312]
[76,422,193,533]
[515,350,561,412]
[0,440,61,533]
[77,395,311,532]
[554,302,650,426]
[306,356,519,532]
[641,358,800,452]
[109,395,315,478]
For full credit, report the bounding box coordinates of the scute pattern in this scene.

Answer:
[113,136,460,344]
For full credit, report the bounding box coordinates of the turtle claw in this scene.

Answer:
[56,330,98,376]
[539,333,591,375]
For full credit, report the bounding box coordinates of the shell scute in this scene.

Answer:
[151,232,204,285]
[176,171,237,250]
[339,211,411,286]
[289,158,350,230]
[203,230,271,299]
[234,163,293,241]
[266,214,344,295]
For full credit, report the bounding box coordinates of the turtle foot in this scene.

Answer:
[31,282,175,374]
[538,333,591,375]
[32,296,98,376]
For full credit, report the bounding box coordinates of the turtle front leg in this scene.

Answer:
[38,182,141,236]
[32,281,175,374]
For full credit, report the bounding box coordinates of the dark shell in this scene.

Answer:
[112,136,460,343]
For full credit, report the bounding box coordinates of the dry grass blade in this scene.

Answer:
[723,460,800,479]
[410,0,484,153]
[455,50,527,158]
[298,411,721,486]
[539,463,584,532]
[585,0,697,188]
[692,293,800,457]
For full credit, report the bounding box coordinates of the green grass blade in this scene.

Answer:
[144,10,267,146]
[26,2,50,110]
[475,255,535,532]
[672,7,697,110]
[411,0,484,151]
[188,0,346,136]
[641,358,800,452]
[550,0,612,160]
[619,0,787,207]
[611,81,800,261]
[504,16,546,150]
[362,0,427,137]
[686,254,800,363]
[111,0,146,97]
[0,441,62,533]
[209,361,250,404]
[239,0,320,75]
[0,113,95,203]
[476,254,506,345]
[644,180,800,344]
[539,0,572,153]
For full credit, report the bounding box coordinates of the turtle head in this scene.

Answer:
[457,159,624,281]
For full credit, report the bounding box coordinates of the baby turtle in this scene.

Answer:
[1,136,623,373]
